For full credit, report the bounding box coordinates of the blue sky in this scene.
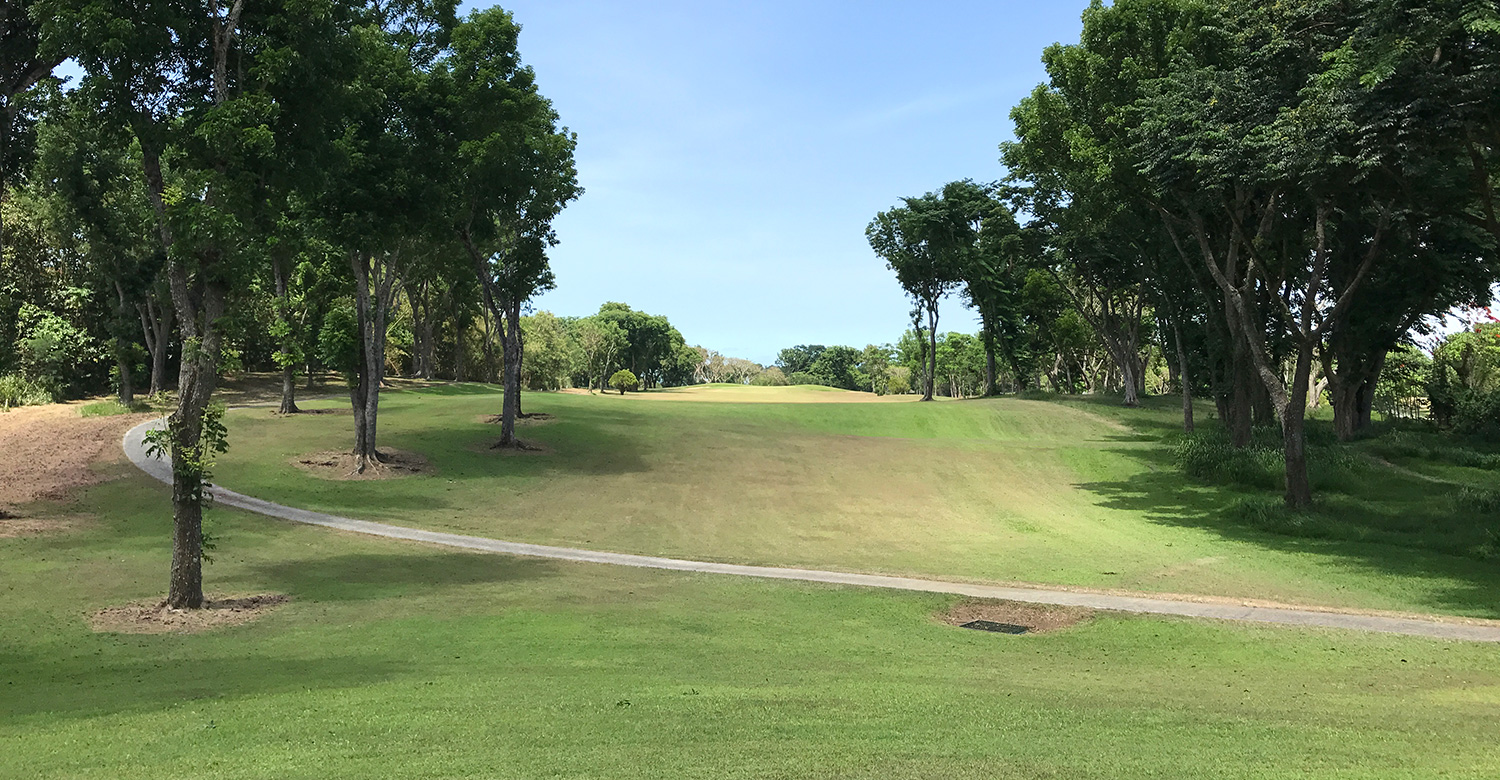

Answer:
[472,1,1091,363]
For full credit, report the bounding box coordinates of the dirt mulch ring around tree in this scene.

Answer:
[274,407,350,417]
[292,448,433,480]
[468,437,553,456]
[939,598,1095,635]
[479,412,556,426]
[89,594,290,634]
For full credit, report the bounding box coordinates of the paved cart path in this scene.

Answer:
[123,418,1500,642]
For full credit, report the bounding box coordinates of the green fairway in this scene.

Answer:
[5,462,1500,779]
[209,385,1500,619]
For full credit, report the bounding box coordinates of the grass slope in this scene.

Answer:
[4,463,1500,779]
[211,385,1500,618]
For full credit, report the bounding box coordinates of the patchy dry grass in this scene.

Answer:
[211,385,1500,620]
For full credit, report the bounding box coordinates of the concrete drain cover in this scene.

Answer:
[961,620,1029,635]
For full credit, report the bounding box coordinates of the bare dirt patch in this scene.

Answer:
[275,407,349,417]
[479,412,556,426]
[470,437,553,455]
[89,594,289,634]
[0,512,90,538]
[292,448,433,480]
[0,403,154,514]
[939,598,1094,635]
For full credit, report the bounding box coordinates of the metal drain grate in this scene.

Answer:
[960,620,1029,635]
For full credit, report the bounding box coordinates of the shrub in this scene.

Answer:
[14,304,105,398]
[0,373,54,409]
[1453,390,1500,440]
[1172,431,1282,490]
[608,369,639,394]
[1452,487,1500,516]
[786,371,821,386]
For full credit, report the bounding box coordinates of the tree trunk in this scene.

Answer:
[349,251,396,473]
[497,301,523,446]
[138,292,173,396]
[1280,344,1316,510]
[1173,321,1194,433]
[164,273,226,610]
[1327,348,1387,442]
[273,256,299,414]
[983,334,997,396]
[922,302,938,402]
[116,341,134,407]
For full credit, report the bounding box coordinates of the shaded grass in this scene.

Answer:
[208,386,1500,619]
[79,399,157,417]
[4,468,1500,779]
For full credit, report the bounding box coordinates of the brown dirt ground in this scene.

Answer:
[479,412,556,426]
[293,448,433,480]
[89,594,289,634]
[0,403,154,519]
[939,598,1095,634]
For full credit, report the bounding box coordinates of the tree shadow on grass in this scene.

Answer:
[245,550,556,603]
[0,645,409,722]
[1076,444,1500,619]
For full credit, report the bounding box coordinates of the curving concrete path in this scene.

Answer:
[123,418,1500,642]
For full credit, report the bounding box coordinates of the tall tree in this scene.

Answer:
[444,6,579,448]
[42,0,358,605]
[867,188,972,401]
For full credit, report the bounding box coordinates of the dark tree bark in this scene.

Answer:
[922,301,938,401]
[1172,320,1194,433]
[115,343,134,407]
[497,300,523,445]
[983,334,997,396]
[273,255,299,414]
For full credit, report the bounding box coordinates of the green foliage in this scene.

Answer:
[886,365,913,395]
[786,371,820,386]
[0,373,53,409]
[143,402,230,511]
[593,303,686,388]
[572,316,628,391]
[608,368,639,394]
[14,302,104,399]
[750,367,789,386]
[317,299,361,382]
[1367,429,1500,471]
[805,345,863,391]
[521,311,577,390]
[775,345,825,376]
